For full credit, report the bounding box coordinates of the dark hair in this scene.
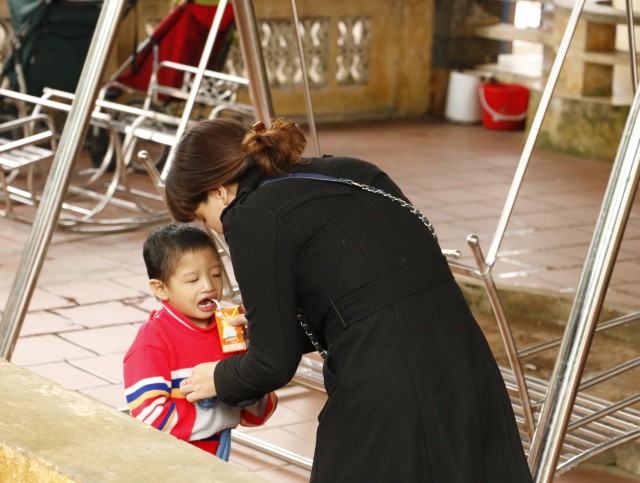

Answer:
[164,117,307,222]
[143,223,218,282]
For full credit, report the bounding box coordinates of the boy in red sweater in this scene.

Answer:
[123,223,277,460]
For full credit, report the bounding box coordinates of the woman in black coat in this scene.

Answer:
[165,118,532,482]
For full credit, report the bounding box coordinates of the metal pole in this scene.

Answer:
[625,0,638,92]
[485,0,587,267]
[0,0,128,360]
[289,0,320,156]
[161,0,230,180]
[231,0,275,125]
[231,430,313,469]
[467,235,536,440]
[528,72,640,483]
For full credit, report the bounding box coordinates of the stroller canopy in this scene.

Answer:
[7,0,46,36]
[8,0,104,39]
[4,0,104,95]
[116,1,235,94]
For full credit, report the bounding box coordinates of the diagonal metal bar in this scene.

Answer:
[0,0,128,360]
[485,0,588,267]
[289,0,320,156]
[528,62,640,483]
[160,0,275,180]
[231,0,274,124]
[161,0,230,179]
[625,0,638,91]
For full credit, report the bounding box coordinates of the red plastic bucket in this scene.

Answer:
[479,83,530,130]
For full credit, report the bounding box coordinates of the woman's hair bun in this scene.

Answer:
[242,117,307,176]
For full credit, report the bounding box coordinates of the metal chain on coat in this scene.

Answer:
[261,173,438,241]
[298,312,327,359]
[348,180,438,241]
[261,172,439,359]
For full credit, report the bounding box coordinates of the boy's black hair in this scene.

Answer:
[143,223,218,282]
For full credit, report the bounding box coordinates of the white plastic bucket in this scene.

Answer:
[445,71,483,124]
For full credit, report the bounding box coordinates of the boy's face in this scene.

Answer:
[150,246,224,328]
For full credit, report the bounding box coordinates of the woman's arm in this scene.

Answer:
[214,205,306,405]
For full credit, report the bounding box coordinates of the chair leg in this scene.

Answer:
[0,168,13,215]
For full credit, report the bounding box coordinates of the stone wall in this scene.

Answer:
[251,0,434,120]
[0,358,262,482]
[107,0,435,121]
[531,1,634,161]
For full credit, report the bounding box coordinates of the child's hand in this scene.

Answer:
[180,362,219,402]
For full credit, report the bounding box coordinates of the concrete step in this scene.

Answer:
[473,22,554,46]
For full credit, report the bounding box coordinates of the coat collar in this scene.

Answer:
[219,157,327,221]
[220,165,266,220]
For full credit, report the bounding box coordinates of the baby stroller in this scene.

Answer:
[2,0,105,97]
[92,0,240,170]
[0,0,137,152]
[110,0,236,101]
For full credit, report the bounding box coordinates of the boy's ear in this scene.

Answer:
[149,279,169,301]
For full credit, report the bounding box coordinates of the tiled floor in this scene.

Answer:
[1,117,640,481]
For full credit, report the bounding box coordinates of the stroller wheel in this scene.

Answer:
[86,126,115,172]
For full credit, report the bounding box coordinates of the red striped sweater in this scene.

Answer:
[123,302,277,459]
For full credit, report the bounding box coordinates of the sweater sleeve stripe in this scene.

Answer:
[170,388,187,399]
[137,397,165,422]
[157,401,177,431]
[142,402,166,426]
[128,389,170,411]
[125,375,169,396]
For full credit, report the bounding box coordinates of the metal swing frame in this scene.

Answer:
[0,0,317,472]
[0,0,258,234]
[446,0,640,480]
[1,0,640,480]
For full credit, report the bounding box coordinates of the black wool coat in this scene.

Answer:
[214,156,532,483]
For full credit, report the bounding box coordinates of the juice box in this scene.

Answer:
[214,305,247,353]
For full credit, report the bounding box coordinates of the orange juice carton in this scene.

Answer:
[214,303,247,353]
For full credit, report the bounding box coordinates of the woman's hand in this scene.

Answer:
[227,313,248,327]
[180,362,219,402]
[227,304,247,327]
[228,305,248,343]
